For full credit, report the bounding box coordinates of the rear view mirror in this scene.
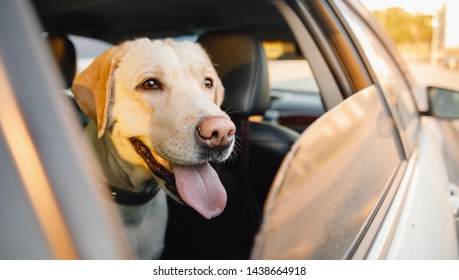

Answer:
[426,87,459,119]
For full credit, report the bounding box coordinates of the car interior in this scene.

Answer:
[33,0,326,259]
[2,0,456,261]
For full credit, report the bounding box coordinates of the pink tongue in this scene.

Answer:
[172,163,227,219]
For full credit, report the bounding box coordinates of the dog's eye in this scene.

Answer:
[139,78,162,91]
[204,78,214,89]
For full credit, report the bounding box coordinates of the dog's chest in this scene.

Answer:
[117,190,168,259]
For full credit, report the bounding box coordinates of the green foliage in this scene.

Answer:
[373,7,433,44]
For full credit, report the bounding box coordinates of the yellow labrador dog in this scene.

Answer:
[71,38,235,259]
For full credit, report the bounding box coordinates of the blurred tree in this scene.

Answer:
[373,7,433,44]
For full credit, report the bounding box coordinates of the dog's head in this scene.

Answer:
[71,38,235,219]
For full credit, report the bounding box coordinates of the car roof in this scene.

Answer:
[31,0,293,44]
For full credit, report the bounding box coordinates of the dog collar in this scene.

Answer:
[109,183,160,205]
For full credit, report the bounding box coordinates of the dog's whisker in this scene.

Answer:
[230,146,241,158]
[225,107,245,117]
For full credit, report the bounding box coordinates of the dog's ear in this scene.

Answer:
[71,43,129,138]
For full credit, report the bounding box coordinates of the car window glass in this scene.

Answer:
[337,2,420,155]
[253,86,403,259]
[262,41,325,133]
[264,41,319,93]
[69,35,113,73]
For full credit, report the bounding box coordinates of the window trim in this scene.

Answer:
[275,0,343,110]
[333,0,420,158]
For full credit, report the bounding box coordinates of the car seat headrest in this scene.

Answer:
[198,31,271,117]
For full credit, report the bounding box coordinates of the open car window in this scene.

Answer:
[262,41,325,133]
[69,35,112,73]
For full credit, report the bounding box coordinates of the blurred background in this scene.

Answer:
[361,0,459,90]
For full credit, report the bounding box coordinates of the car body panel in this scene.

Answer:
[367,118,459,259]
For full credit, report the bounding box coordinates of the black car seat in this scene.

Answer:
[161,31,299,260]
[46,34,89,126]
[198,31,300,207]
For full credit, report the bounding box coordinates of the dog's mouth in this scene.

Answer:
[129,137,227,219]
[129,137,179,199]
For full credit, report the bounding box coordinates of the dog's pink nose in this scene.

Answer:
[198,116,236,147]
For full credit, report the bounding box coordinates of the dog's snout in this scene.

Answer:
[198,116,236,147]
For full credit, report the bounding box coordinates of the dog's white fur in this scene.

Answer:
[71,38,233,259]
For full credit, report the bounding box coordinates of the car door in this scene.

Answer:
[251,0,458,259]
[334,0,459,259]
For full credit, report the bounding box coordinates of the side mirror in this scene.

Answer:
[424,86,459,119]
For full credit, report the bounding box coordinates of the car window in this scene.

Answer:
[262,41,325,132]
[69,35,112,73]
[253,85,404,259]
[336,1,420,155]
[264,41,320,94]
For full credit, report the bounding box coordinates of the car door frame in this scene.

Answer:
[0,0,131,259]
